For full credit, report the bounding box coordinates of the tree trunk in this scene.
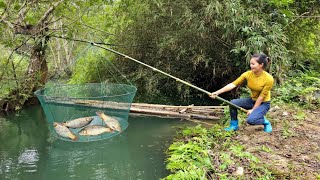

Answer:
[27,36,49,87]
[0,0,64,112]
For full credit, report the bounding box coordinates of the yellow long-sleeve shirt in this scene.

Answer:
[232,70,274,102]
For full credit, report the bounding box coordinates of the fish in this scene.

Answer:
[78,125,113,136]
[63,117,94,128]
[53,122,78,141]
[96,111,122,132]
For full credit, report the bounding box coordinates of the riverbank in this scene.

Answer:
[163,103,320,179]
[237,104,320,179]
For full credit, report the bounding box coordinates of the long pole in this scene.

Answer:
[91,43,247,113]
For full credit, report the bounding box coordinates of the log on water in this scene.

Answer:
[44,98,223,120]
[131,103,226,109]
[130,107,219,120]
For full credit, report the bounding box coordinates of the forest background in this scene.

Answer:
[1,0,320,179]
[0,0,319,111]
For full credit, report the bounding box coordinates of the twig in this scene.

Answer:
[49,34,150,48]
[11,61,19,93]
[37,0,64,26]
[283,12,310,29]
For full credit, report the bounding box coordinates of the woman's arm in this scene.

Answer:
[246,96,264,115]
[210,83,237,98]
[210,71,248,98]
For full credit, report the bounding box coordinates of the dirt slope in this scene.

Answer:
[235,105,320,179]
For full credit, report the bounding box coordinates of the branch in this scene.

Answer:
[291,15,320,18]
[0,19,15,29]
[16,1,29,25]
[283,12,310,29]
[0,38,33,82]
[49,35,152,48]
[37,0,64,26]
[11,61,20,93]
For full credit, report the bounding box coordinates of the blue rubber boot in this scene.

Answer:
[263,117,272,133]
[224,120,239,131]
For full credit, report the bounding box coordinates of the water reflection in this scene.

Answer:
[0,106,49,180]
[18,149,39,172]
[45,123,169,180]
[0,106,195,180]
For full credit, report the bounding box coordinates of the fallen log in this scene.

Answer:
[179,108,188,114]
[130,107,220,120]
[44,98,223,120]
[131,103,226,109]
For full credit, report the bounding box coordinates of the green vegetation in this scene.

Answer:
[164,125,273,179]
[0,0,319,106]
[108,0,320,98]
[0,0,319,178]
[273,71,320,109]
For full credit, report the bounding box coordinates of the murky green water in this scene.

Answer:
[0,106,194,180]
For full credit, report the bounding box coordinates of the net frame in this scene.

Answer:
[35,83,137,142]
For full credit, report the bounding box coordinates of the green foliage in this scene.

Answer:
[283,1,320,73]
[69,48,102,84]
[293,110,306,122]
[281,120,296,139]
[285,22,320,73]
[166,126,214,173]
[69,47,123,84]
[260,145,273,153]
[163,125,273,179]
[1,0,320,109]
[0,46,29,98]
[273,71,320,108]
[268,0,294,6]
[109,0,295,98]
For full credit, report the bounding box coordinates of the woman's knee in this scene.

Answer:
[230,99,241,106]
[246,116,264,125]
[230,99,237,104]
[246,116,259,125]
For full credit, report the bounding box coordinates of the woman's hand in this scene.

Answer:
[209,84,236,99]
[246,109,253,115]
[209,92,218,99]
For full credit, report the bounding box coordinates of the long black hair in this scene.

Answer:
[251,53,271,69]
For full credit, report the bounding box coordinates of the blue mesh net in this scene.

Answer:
[35,83,137,142]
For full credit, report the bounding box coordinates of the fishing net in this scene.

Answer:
[34,44,137,142]
[35,83,136,142]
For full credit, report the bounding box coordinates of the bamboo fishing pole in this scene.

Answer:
[92,43,248,113]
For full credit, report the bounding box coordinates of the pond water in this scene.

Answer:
[0,105,195,180]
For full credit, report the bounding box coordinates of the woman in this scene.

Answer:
[210,53,274,132]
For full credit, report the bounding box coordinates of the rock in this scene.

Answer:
[270,106,280,112]
[282,111,289,116]
[300,155,310,163]
[234,167,244,176]
[242,136,250,143]
[314,90,320,99]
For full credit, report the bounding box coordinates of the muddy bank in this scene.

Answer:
[235,105,320,179]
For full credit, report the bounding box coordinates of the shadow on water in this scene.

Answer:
[0,105,195,180]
